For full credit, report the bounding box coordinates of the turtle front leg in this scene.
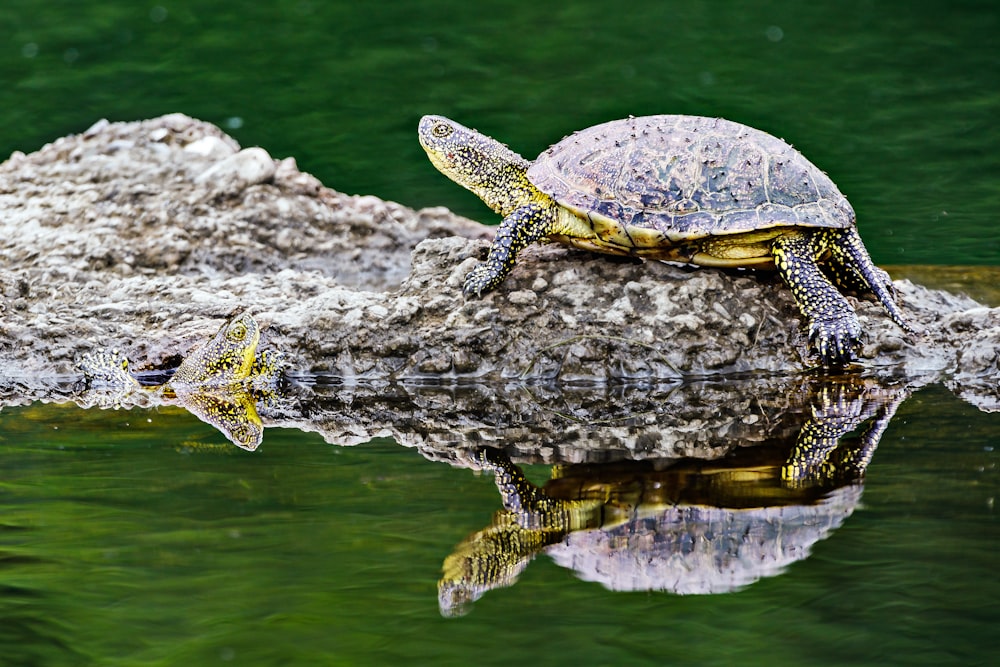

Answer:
[464,203,556,297]
[771,232,862,365]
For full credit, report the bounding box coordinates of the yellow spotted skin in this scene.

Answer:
[76,311,283,391]
[439,447,601,617]
[441,382,900,614]
[76,348,141,392]
[419,115,560,297]
[77,312,284,449]
[174,388,265,451]
[439,512,561,618]
[782,381,904,486]
[171,312,261,387]
[418,114,912,366]
[168,314,283,449]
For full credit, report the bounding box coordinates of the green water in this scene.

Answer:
[2,1,999,665]
[1,385,997,666]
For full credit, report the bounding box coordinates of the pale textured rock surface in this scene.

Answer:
[0,114,996,421]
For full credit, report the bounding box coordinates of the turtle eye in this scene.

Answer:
[228,322,248,342]
[432,122,453,139]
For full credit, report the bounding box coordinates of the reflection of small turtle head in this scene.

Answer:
[437,580,483,619]
[173,389,265,452]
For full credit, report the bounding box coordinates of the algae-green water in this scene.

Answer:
[2,1,999,665]
[1,386,997,666]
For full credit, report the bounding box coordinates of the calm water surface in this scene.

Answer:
[1,1,999,665]
[1,383,997,666]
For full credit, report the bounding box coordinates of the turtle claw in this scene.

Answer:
[462,264,496,298]
[873,268,895,299]
[808,316,862,366]
[470,446,506,470]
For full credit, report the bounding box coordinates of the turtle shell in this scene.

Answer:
[527,115,855,245]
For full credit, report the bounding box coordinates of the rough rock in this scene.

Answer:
[0,114,997,402]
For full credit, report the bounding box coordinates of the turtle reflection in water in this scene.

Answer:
[439,379,906,617]
[77,311,285,451]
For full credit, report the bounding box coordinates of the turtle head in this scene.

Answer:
[418,115,533,216]
[211,311,261,380]
[172,311,261,386]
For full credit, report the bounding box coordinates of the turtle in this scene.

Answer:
[418,114,913,365]
[76,311,285,450]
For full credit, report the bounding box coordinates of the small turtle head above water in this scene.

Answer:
[76,311,283,449]
[171,311,261,387]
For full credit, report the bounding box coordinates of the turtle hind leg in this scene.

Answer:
[821,256,877,296]
[771,231,862,365]
[825,227,914,333]
[463,203,555,297]
[821,259,907,333]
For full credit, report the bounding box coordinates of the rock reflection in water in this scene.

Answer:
[439,378,907,617]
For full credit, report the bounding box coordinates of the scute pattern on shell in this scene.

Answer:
[528,115,855,241]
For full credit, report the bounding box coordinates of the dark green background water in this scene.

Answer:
[3,0,998,264]
[1,1,999,665]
